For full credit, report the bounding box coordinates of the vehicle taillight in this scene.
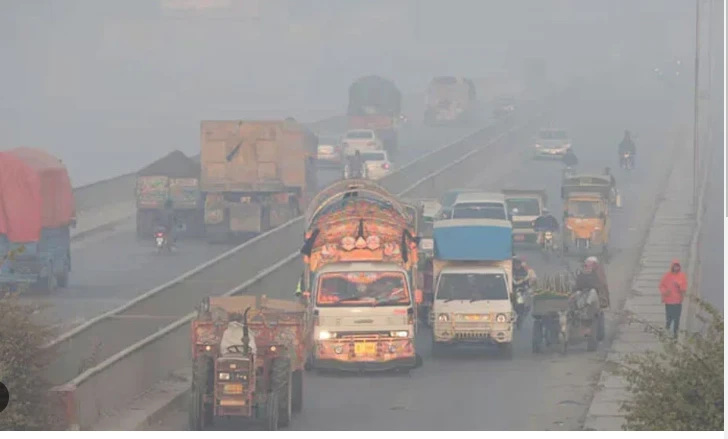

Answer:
[381,163,390,169]
[156,232,164,237]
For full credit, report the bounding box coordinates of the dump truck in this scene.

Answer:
[347,75,403,156]
[0,147,75,292]
[200,119,318,243]
[135,150,203,239]
[424,76,477,126]
[299,179,423,372]
[189,295,308,431]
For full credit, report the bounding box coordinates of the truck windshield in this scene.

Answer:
[506,198,541,216]
[452,202,506,220]
[316,271,410,307]
[568,200,603,218]
[436,273,509,301]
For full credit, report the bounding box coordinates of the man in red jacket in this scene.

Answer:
[659,259,688,338]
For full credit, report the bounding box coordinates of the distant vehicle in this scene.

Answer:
[361,150,393,181]
[347,75,402,155]
[316,135,344,167]
[533,129,572,159]
[493,95,516,119]
[341,129,383,156]
[442,192,509,221]
[424,76,477,126]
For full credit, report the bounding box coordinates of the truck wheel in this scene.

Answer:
[264,391,279,431]
[291,370,303,413]
[272,357,292,427]
[532,319,543,354]
[190,357,213,430]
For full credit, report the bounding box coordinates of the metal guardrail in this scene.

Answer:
[49,84,574,430]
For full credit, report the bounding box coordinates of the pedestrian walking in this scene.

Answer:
[658,259,688,338]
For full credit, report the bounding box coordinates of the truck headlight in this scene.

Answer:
[218,372,230,380]
[318,331,333,340]
[437,313,450,322]
[496,314,507,323]
[390,331,409,338]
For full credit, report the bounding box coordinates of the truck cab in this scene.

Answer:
[309,261,421,371]
[430,219,515,355]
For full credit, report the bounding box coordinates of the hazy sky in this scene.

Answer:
[0,0,701,186]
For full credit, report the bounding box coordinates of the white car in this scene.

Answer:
[341,129,383,156]
[316,135,344,167]
[533,129,572,159]
[361,150,393,181]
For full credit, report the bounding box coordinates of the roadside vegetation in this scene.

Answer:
[617,299,724,431]
[0,247,61,430]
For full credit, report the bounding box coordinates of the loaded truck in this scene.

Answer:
[299,179,423,372]
[189,295,308,431]
[424,76,477,126]
[347,75,403,156]
[0,147,75,292]
[430,218,515,356]
[135,150,204,239]
[200,119,318,243]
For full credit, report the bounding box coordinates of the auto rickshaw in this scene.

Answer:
[560,174,611,259]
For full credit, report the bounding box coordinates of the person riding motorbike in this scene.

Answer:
[155,199,177,249]
[347,150,365,179]
[533,208,560,247]
[562,148,578,168]
[618,130,636,162]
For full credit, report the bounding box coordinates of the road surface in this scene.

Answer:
[146,72,693,430]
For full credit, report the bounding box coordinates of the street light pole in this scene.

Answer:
[692,0,701,210]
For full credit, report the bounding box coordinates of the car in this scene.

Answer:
[361,150,393,181]
[440,191,509,221]
[532,128,572,159]
[493,95,516,119]
[341,129,383,156]
[316,135,344,167]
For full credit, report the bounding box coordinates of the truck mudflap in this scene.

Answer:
[312,338,417,371]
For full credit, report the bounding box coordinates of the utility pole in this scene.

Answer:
[692,0,700,210]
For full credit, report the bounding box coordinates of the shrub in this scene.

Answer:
[617,299,724,431]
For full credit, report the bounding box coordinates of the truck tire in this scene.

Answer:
[272,357,292,427]
[189,357,213,430]
[292,370,303,413]
[264,390,279,431]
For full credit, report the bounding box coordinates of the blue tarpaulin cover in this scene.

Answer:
[433,219,512,261]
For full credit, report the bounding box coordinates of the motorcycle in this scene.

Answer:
[342,163,368,180]
[513,282,531,330]
[540,230,560,260]
[620,152,634,170]
[154,227,171,254]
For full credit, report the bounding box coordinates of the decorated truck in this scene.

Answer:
[189,295,308,431]
[0,147,75,292]
[430,218,515,356]
[135,150,203,239]
[200,119,318,243]
[347,75,403,156]
[299,179,423,372]
[424,76,477,126]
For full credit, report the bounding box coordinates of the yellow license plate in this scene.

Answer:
[354,342,377,356]
[224,383,243,394]
[464,314,484,320]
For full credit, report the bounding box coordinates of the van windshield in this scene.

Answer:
[316,271,410,307]
[506,198,541,216]
[452,202,506,220]
[436,272,509,301]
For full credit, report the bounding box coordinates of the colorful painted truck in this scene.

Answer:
[200,119,318,243]
[135,150,203,239]
[299,179,423,372]
[189,295,308,431]
[424,76,477,126]
[430,218,515,356]
[347,75,403,156]
[0,147,75,292]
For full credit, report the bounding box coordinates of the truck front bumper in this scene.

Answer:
[313,338,417,371]
[434,325,513,344]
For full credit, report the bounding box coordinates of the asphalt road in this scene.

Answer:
[28,96,498,332]
[147,73,693,430]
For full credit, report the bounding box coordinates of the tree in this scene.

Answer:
[617,299,724,431]
[0,248,61,430]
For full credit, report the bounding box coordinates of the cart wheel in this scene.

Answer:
[597,312,605,342]
[531,319,543,354]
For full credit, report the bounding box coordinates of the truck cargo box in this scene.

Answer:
[347,75,402,117]
[0,147,75,242]
[200,120,317,193]
[433,219,512,262]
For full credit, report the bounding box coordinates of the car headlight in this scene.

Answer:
[218,372,230,380]
[318,331,334,340]
[391,331,409,338]
[437,313,450,322]
[534,143,542,148]
[496,313,507,323]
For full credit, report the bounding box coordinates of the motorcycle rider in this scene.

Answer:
[562,148,578,168]
[155,199,177,249]
[618,130,636,167]
[347,150,365,179]
[533,207,560,247]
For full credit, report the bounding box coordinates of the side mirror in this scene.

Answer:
[415,289,423,305]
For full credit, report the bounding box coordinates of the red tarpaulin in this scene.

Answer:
[0,147,75,242]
